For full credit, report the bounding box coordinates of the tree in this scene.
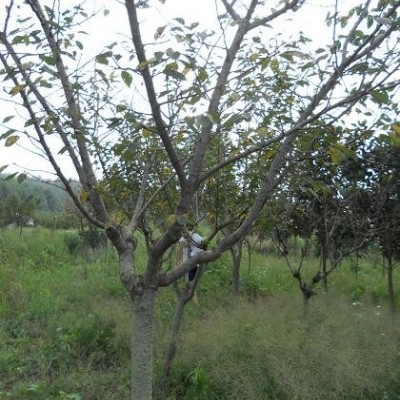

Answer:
[2,0,400,398]
[365,133,400,313]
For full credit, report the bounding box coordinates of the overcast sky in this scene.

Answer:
[0,0,355,179]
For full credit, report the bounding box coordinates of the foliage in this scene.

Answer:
[366,135,400,262]
[1,229,400,399]
[0,175,75,228]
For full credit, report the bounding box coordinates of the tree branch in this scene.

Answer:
[3,0,14,33]
[220,0,240,21]
[125,0,186,189]
[247,0,305,31]
[0,32,85,180]
[0,52,105,228]
[27,0,109,222]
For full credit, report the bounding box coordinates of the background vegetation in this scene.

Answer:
[1,227,399,400]
[0,176,78,230]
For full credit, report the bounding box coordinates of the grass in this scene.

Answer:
[163,294,400,400]
[1,228,400,399]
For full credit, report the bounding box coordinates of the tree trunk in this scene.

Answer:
[321,238,328,290]
[247,247,252,275]
[131,286,156,400]
[163,285,190,376]
[245,239,253,275]
[162,272,201,379]
[163,296,185,377]
[230,241,243,296]
[387,256,396,314]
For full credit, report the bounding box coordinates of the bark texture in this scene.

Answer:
[387,256,396,314]
[131,287,156,400]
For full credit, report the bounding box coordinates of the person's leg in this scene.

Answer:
[188,266,199,303]
[188,266,198,282]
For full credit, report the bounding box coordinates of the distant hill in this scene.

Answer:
[0,175,70,213]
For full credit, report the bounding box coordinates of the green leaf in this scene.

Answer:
[17,173,27,183]
[3,115,14,123]
[164,66,185,80]
[116,104,128,112]
[12,35,29,45]
[121,71,133,87]
[184,116,195,127]
[39,79,53,88]
[222,114,242,129]
[166,48,180,60]
[5,172,18,181]
[0,165,8,173]
[261,58,270,71]
[165,62,178,71]
[371,90,389,104]
[198,67,208,82]
[96,69,109,84]
[196,115,212,127]
[270,59,279,73]
[42,55,56,66]
[142,128,151,138]
[5,135,19,147]
[391,124,400,135]
[328,146,345,164]
[95,52,112,65]
[9,84,25,95]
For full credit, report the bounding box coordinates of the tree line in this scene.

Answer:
[0,175,77,229]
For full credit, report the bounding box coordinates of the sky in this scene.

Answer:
[0,0,356,180]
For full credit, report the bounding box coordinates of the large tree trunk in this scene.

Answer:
[387,256,396,314]
[131,286,156,400]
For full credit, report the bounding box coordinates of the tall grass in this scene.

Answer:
[1,228,399,399]
[164,295,400,399]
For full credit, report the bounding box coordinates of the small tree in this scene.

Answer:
[366,134,400,313]
[272,176,371,306]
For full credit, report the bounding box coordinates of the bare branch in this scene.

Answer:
[3,0,14,33]
[125,0,186,188]
[184,2,257,199]
[220,0,240,21]
[199,132,286,184]
[26,0,109,222]
[0,32,85,180]
[341,0,372,59]
[0,51,105,228]
[129,155,154,232]
[247,0,305,31]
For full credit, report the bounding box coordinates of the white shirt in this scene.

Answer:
[179,232,204,262]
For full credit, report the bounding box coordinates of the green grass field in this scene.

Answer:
[1,228,399,399]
